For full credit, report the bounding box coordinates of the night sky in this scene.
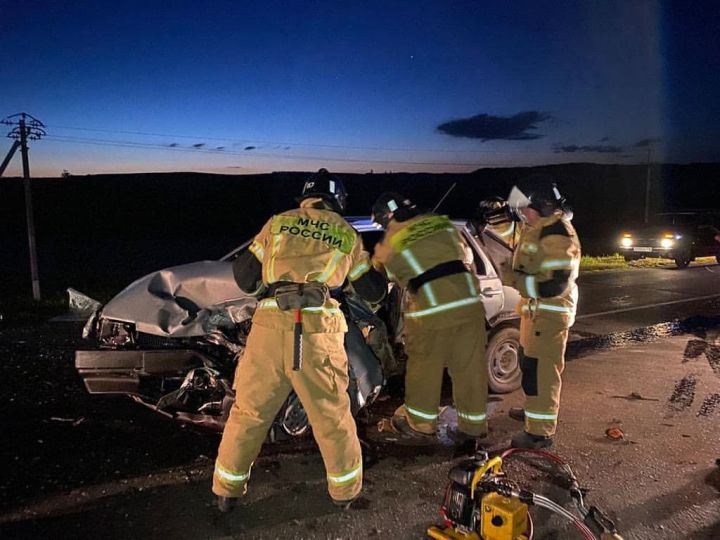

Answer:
[1,0,718,176]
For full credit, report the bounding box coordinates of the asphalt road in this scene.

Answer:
[1,323,718,540]
[573,263,720,337]
[1,264,719,539]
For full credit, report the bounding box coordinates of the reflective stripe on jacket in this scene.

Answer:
[248,198,378,332]
[503,211,581,325]
[373,214,483,324]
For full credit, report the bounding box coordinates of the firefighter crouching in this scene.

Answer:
[213,169,387,512]
[371,192,488,443]
[497,176,581,449]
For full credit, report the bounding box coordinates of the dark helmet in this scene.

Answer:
[476,195,507,218]
[468,196,514,234]
[508,174,568,218]
[371,192,421,228]
[299,168,348,213]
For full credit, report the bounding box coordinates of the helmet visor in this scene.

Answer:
[507,186,532,222]
[507,186,531,211]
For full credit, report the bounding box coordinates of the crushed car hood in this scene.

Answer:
[101,261,257,337]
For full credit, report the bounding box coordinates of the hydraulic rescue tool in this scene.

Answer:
[427,449,623,540]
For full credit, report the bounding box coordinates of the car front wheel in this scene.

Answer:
[674,252,692,268]
[486,325,521,393]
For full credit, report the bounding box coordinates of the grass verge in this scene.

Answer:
[580,254,717,272]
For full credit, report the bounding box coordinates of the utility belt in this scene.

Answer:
[407,260,469,294]
[265,281,330,371]
[266,281,330,310]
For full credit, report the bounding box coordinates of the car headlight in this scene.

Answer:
[620,237,633,248]
[660,238,674,249]
[97,319,135,347]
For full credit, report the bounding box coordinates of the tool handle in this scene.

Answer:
[292,309,303,371]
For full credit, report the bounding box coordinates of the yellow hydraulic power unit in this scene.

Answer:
[428,456,529,540]
[480,492,528,540]
[427,451,624,540]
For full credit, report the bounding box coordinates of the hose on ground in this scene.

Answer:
[532,493,597,540]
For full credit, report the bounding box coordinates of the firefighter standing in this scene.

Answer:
[499,177,581,449]
[370,192,488,442]
[213,169,387,512]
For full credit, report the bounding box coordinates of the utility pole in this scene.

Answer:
[1,113,46,300]
[643,148,651,224]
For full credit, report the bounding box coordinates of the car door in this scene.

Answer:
[459,227,504,320]
[695,217,719,256]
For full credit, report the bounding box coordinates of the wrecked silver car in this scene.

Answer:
[75,218,521,439]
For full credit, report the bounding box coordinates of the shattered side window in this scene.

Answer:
[359,230,384,252]
[478,230,514,274]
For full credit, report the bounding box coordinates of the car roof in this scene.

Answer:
[345,217,382,232]
[346,215,468,232]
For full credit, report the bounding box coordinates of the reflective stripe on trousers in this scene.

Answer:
[406,404,439,421]
[214,461,251,484]
[405,296,481,319]
[457,410,487,423]
[327,463,362,486]
[520,300,573,315]
[524,410,558,421]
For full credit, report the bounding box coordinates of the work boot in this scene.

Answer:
[445,425,488,445]
[332,495,359,511]
[216,495,239,513]
[511,431,553,449]
[508,407,525,422]
[390,415,437,445]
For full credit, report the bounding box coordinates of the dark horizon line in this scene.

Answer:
[4,160,720,180]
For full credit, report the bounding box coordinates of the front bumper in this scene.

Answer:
[75,349,210,395]
[619,246,677,258]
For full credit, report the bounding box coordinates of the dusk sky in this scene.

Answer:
[2,0,719,176]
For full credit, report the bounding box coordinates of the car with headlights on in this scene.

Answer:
[618,211,720,268]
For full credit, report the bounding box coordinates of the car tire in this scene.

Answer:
[674,253,692,268]
[486,325,521,394]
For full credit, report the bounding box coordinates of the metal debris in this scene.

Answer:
[611,392,659,401]
[49,416,86,426]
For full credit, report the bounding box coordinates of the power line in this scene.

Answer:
[43,134,509,167]
[44,123,555,156]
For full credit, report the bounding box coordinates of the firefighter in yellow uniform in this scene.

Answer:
[213,169,387,512]
[499,177,581,449]
[370,192,488,442]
